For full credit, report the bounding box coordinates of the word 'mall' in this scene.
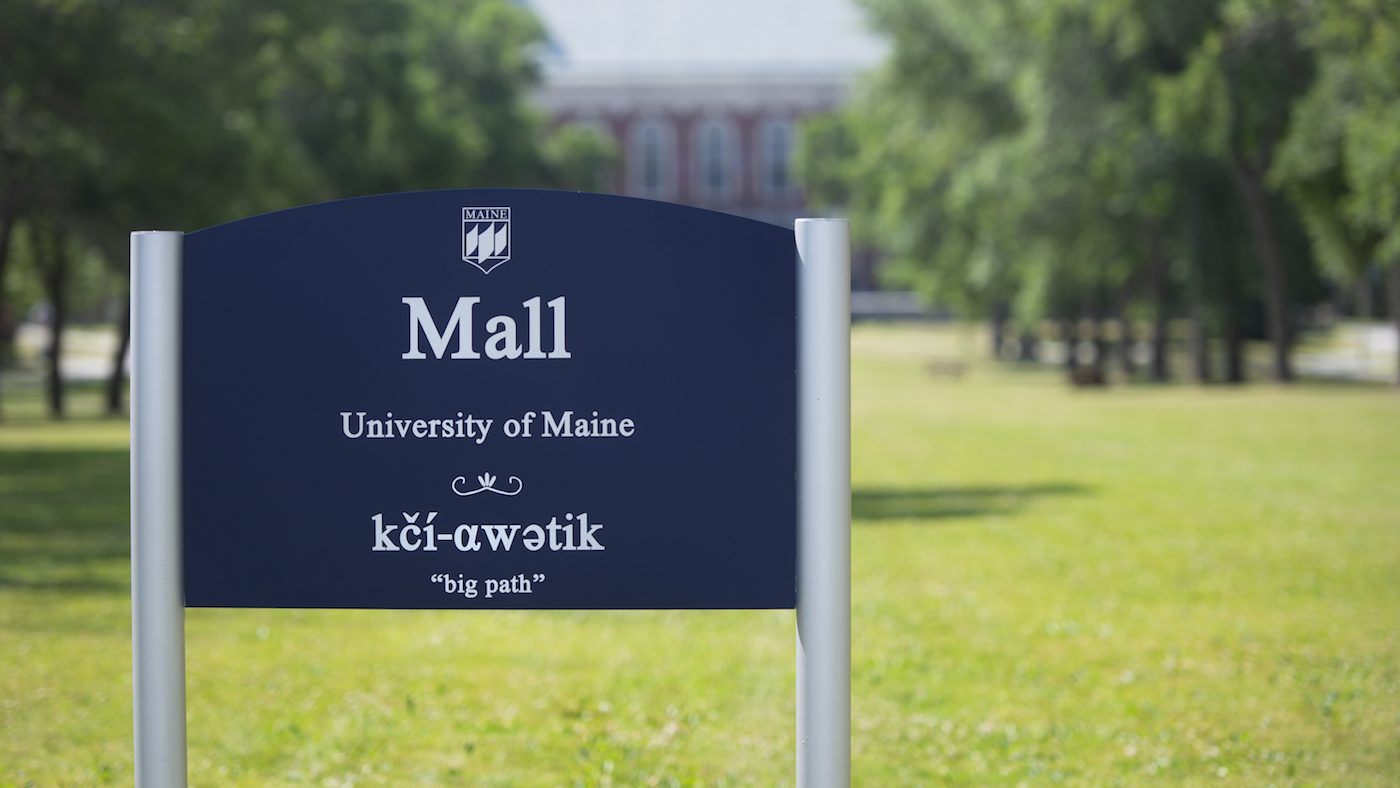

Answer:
[403,296,569,360]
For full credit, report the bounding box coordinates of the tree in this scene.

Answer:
[0,0,612,418]
[0,0,265,417]
[802,0,1333,385]
[801,0,1229,380]
[1274,0,1400,385]
[800,1,1041,358]
[1113,0,1315,382]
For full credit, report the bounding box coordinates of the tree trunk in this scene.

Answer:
[1065,315,1107,387]
[1091,313,1109,379]
[1019,330,1039,362]
[1117,316,1136,379]
[1233,163,1293,382]
[1184,213,1212,385]
[989,302,1009,361]
[1062,319,1078,371]
[1389,264,1400,388]
[1355,267,1373,321]
[0,211,16,421]
[105,289,131,415]
[36,223,69,419]
[1219,252,1245,384]
[1146,226,1170,383]
[1186,255,1211,385]
[1189,300,1210,384]
[1115,285,1136,379]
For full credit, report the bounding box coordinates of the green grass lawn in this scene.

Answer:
[2,325,1398,785]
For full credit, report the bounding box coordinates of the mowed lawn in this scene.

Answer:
[2,324,1398,785]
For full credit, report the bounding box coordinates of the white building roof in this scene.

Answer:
[527,0,887,84]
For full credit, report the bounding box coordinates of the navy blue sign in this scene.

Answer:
[182,190,796,609]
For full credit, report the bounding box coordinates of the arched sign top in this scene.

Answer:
[188,188,795,241]
[180,189,798,609]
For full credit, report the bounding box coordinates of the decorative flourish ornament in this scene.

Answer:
[451,473,523,497]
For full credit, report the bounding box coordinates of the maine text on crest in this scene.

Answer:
[462,206,510,274]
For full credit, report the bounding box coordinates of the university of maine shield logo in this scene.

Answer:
[462,207,510,273]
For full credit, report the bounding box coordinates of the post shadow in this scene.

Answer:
[851,483,1088,523]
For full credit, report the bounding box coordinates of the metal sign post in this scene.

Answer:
[131,230,188,788]
[796,219,852,788]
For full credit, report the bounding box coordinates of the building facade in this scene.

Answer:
[528,0,885,230]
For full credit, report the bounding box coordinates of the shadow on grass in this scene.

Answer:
[0,448,129,594]
[0,377,124,423]
[0,445,1089,591]
[853,483,1087,523]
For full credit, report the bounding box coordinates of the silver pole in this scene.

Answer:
[795,218,851,787]
[131,231,187,788]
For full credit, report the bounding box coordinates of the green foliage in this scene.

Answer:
[540,123,619,193]
[1275,0,1400,271]
[802,0,1240,324]
[1,0,605,231]
[802,0,1394,379]
[799,1,1026,316]
[3,325,1399,782]
[232,0,556,204]
[3,223,124,324]
[0,0,612,410]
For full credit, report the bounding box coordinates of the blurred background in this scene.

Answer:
[1,0,1398,784]
[2,0,1399,403]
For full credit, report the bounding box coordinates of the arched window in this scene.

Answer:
[629,118,675,198]
[758,119,795,197]
[692,118,738,201]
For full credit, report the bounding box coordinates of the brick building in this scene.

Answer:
[528,0,885,232]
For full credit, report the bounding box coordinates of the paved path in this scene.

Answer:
[1296,323,1396,383]
[6,320,1399,385]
